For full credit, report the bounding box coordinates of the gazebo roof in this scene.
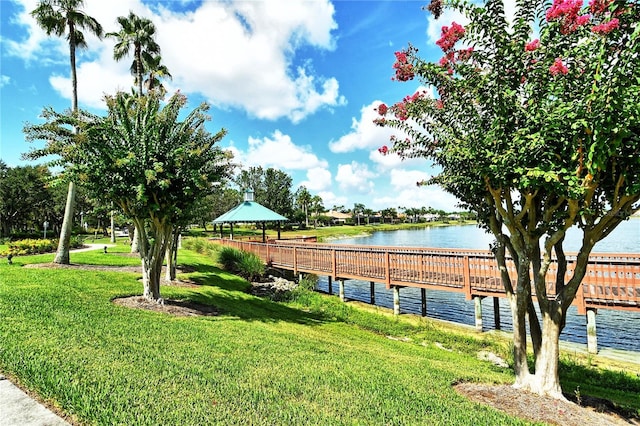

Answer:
[212,190,288,223]
[213,201,288,223]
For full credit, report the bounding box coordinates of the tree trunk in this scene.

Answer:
[529,312,564,399]
[131,226,139,253]
[110,209,116,243]
[54,181,76,264]
[165,230,179,281]
[138,220,172,301]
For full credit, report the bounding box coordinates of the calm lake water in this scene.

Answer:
[315,219,640,353]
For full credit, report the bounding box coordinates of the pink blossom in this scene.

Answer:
[591,17,619,34]
[435,99,444,109]
[546,0,590,33]
[525,39,540,51]
[378,145,389,155]
[549,58,569,76]
[456,47,473,61]
[436,22,465,52]
[377,103,388,115]
[392,50,415,81]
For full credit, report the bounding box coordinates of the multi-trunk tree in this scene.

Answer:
[24,92,233,301]
[378,0,640,398]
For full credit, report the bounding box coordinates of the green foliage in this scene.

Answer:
[217,246,244,272]
[0,237,84,257]
[217,246,264,281]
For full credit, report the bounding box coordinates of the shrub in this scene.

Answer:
[217,246,244,272]
[216,246,265,281]
[237,251,265,281]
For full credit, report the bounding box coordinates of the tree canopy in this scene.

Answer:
[24,91,234,300]
[377,0,640,398]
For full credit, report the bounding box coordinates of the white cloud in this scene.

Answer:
[244,130,328,170]
[7,0,343,122]
[317,191,346,209]
[335,161,375,194]
[372,184,459,211]
[0,75,10,88]
[300,167,332,192]
[329,100,395,153]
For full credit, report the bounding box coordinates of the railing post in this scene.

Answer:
[463,255,472,300]
[385,251,391,289]
[332,249,337,280]
[293,246,298,275]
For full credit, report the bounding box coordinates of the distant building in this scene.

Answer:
[325,210,351,224]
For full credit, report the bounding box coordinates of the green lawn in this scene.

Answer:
[0,245,638,425]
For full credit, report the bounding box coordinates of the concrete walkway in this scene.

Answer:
[0,375,70,426]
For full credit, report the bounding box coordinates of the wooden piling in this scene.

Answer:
[421,288,427,317]
[339,279,345,302]
[370,281,375,304]
[474,296,483,332]
[393,286,400,315]
[493,297,501,330]
[328,276,333,295]
[587,308,598,354]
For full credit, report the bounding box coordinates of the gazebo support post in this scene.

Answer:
[262,222,266,243]
[277,222,281,240]
[230,223,234,240]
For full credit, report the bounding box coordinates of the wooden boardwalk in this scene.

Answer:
[217,238,640,315]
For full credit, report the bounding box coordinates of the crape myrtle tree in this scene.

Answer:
[24,92,233,301]
[376,0,640,398]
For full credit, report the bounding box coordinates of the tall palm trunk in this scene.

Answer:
[54,181,75,264]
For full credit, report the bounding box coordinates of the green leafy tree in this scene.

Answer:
[143,54,172,96]
[294,186,312,227]
[309,194,325,228]
[353,203,365,226]
[0,165,53,237]
[107,11,161,95]
[31,0,103,264]
[378,0,640,397]
[235,167,294,218]
[24,92,232,301]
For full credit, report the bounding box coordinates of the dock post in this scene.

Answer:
[393,286,400,315]
[586,308,598,354]
[328,276,333,295]
[339,279,345,302]
[493,297,501,330]
[421,288,427,317]
[370,282,375,305]
[474,296,483,332]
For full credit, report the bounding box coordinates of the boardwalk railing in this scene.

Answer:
[216,238,640,315]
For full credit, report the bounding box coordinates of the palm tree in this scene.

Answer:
[107,11,160,95]
[31,0,103,264]
[143,54,172,96]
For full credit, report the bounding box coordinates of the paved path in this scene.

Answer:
[0,375,70,426]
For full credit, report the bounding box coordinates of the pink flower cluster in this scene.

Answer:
[549,57,569,76]
[436,22,465,52]
[377,103,388,116]
[391,90,426,121]
[392,50,415,81]
[378,145,388,155]
[525,39,540,51]
[546,0,591,34]
[591,17,619,34]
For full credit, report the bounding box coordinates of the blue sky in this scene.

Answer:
[0,0,484,212]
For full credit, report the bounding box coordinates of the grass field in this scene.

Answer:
[0,243,638,425]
